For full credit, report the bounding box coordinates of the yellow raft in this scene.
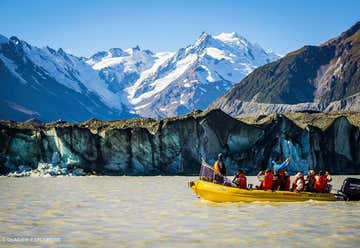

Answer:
[190,180,336,203]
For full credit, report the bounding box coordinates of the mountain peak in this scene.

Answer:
[109,48,127,57]
[57,48,66,55]
[132,45,141,51]
[9,36,21,45]
[193,32,214,49]
[8,36,32,50]
[198,31,211,39]
[89,51,108,62]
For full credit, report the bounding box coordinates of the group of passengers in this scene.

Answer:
[213,153,332,193]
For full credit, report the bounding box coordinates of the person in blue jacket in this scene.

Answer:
[272,155,291,190]
[272,155,291,174]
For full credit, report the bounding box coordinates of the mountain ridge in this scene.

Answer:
[0,32,279,121]
[210,21,360,117]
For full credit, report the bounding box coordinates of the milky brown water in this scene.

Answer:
[0,176,359,247]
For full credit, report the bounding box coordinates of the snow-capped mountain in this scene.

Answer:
[88,32,280,117]
[0,32,279,121]
[0,35,134,121]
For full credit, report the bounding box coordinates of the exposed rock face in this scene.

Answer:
[210,21,360,117]
[1,110,359,176]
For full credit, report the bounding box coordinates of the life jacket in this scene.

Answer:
[214,160,226,176]
[278,169,285,177]
[262,171,273,190]
[214,161,221,174]
[284,176,291,191]
[292,177,305,192]
[237,173,247,189]
[315,175,328,193]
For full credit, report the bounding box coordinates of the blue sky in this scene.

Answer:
[0,0,359,57]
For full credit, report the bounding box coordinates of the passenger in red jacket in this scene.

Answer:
[232,170,247,189]
[315,171,331,193]
[262,169,273,190]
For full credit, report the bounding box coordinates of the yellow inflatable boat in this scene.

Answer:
[188,160,359,203]
[190,180,336,202]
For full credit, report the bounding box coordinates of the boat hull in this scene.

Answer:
[190,180,336,202]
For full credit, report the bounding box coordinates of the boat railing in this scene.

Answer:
[199,160,231,185]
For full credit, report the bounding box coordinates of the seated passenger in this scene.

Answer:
[256,170,265,189]
[262,169,273,190]
[283,171,291,191]
[304,169,316,192]
[278,169,287,190]
[325,171,332,193]
[315,171,331,193]
[232,170,247,189]
[326,171,332,182]
[292,172,305,192]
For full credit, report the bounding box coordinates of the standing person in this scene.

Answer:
[214,153,226,176]
[271,155,291,190]
[272,155,291,175]
[213,153,227,184]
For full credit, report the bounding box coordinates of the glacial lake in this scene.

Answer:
[0,176,359,247]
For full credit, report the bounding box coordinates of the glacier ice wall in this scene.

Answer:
[0,110,359,175]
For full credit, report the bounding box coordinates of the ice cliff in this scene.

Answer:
[0,110,359,176]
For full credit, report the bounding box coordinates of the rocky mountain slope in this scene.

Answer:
[210,21,360,117]
[0,35,135,122]
[1,110,359,176]
[0,32,279,121]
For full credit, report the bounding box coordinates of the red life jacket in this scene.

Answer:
[262,171,273,190]
[237,173,247,189]
[315,175,327,192]
[292,177,305,192]
[278,169,285,177]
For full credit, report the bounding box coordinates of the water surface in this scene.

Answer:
[0,176,359,247]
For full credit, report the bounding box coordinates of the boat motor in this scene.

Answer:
[336,178,360,201]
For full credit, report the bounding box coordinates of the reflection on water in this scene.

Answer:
[0,176,359,247]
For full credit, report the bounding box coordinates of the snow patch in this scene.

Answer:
[127,53,197,105]
[205,47,232,61]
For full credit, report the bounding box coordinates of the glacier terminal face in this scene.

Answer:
[1,110,359,176]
